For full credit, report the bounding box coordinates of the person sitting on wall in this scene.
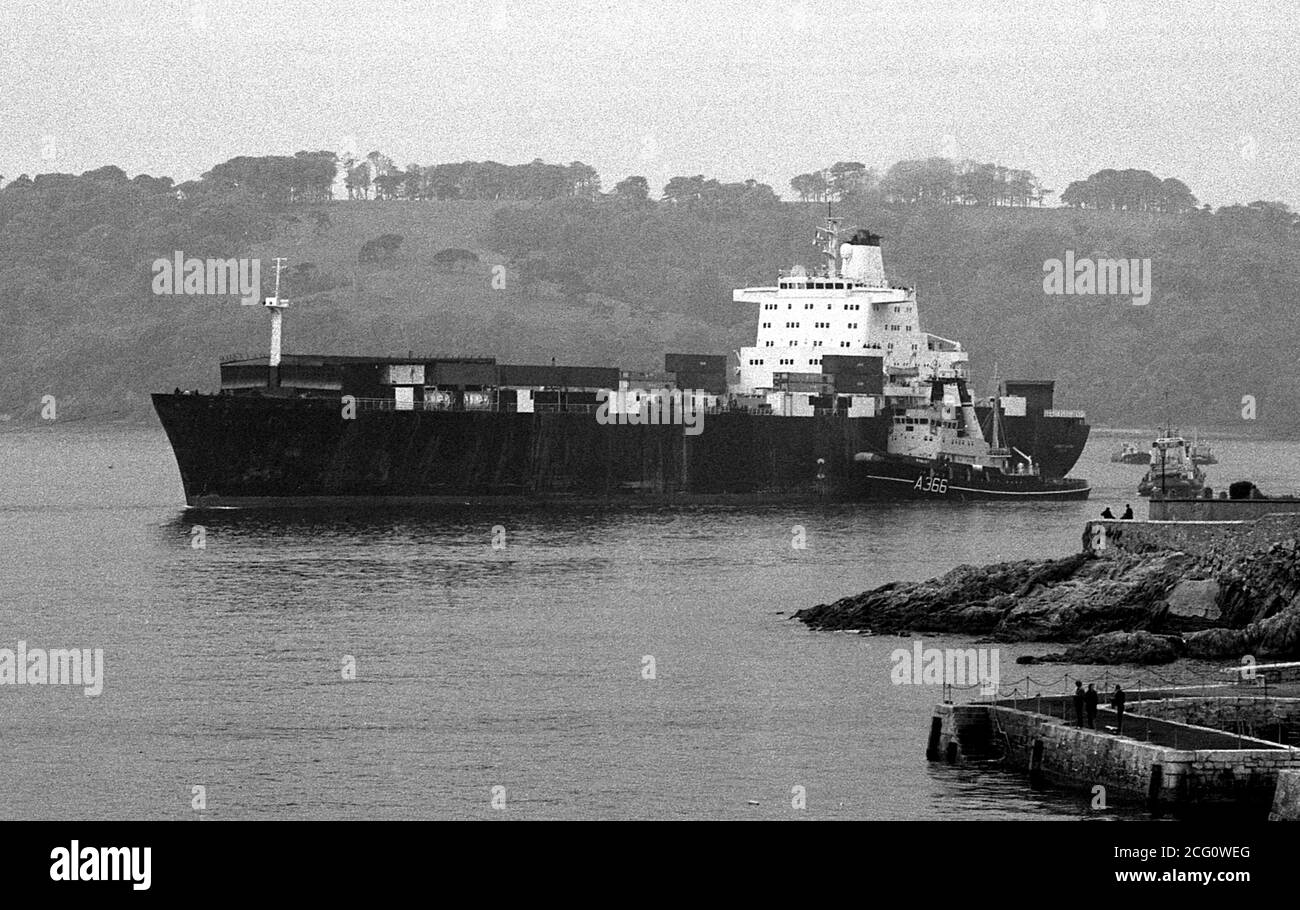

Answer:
[1121,504,1134,519]
[1100,507,1115,519]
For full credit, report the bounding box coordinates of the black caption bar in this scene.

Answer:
[0,821,1283,897]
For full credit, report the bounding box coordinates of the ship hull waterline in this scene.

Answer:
[152,393,1090,509]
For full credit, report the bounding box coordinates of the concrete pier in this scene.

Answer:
[930,690,1300,815]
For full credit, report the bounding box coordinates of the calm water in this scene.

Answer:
[0,424,1293,820]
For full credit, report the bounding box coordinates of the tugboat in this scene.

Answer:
[856,376,1090,500]
[1138,433,1206,498]
[1110,442,1150,465]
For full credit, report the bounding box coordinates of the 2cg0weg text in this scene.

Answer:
[1117,845,1251,860]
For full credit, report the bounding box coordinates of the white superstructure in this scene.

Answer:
[732,220,968,395]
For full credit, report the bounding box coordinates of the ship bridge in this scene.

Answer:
[732,222,966,395]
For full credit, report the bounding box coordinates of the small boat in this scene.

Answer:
[1138,433,1206,498]
[1189,430,1218,465]
[1110,442,1150,465]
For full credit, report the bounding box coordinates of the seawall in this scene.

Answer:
[1084,512,1300,560]
[1149,498,1300,521]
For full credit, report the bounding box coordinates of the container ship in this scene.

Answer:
[153,221,1090,507]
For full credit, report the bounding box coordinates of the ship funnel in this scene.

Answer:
[839,229,887,287]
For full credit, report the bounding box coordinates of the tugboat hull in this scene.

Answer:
[1138,477,1204,498]
[859,459,1090,501]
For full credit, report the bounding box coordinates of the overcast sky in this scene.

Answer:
[2,0,1295,206]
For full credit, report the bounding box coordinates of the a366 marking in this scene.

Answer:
[915,475,949,494]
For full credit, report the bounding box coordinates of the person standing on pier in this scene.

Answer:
[1111,685,1126,734]
[1085,684,1099,728]
[1073,681,1085,727]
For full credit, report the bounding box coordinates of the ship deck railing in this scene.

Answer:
[352,398,469,412]
[347,398,789,417]
[533,403,598,414]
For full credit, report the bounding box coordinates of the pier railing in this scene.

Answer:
[943,666,1300,750]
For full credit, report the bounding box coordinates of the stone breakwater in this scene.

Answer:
[793,515,1300,665]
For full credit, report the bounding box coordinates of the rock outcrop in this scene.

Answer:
[1019,631,1187,666]
[794,536,1300,665]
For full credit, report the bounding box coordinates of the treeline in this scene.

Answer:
[790,159,1046,206]
[1,165,176,197]
[1060,168,1198,213]
[185,151,337,204]
[7,151,1289,226]
[342,154,601,201]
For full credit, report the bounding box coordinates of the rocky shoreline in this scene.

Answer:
[793,527,1300,665]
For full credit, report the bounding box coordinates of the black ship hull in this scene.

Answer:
[152,392,1089,508]
[977,407,1089,479]
[859,458,1091,501]
[152,393,888,506]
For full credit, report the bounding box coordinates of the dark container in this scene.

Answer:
[1004,380,1055,415]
